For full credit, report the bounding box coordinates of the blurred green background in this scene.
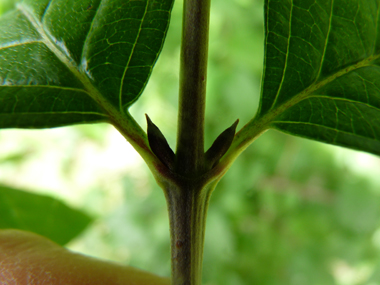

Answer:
[1,0,380,284]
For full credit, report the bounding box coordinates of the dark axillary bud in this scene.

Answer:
[205,119,239,169]
[146,114,175,170]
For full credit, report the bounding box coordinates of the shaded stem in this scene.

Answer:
[164,0,213,283]
[176,0,211,175]
[163,179,216,285]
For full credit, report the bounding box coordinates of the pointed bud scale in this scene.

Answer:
[205,119,239,169]
[146,114,175,170]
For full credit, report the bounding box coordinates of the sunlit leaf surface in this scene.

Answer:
[0,185,92,245]
[258,0,380,155]
[0,0,173,128]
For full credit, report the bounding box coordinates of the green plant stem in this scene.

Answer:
[162,178,216,285]
[163,0,212,283]
[176,0,211,175]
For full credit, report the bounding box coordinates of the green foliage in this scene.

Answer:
[259,0,380,155]
[202,132,380,285]
[1,0,380,284]
[0,0,15,13]
[0,184,92,245]
[0,0,174,247]
[0,0,174,128]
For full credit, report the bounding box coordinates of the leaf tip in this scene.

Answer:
[146,114,175,170]
[205,119,239,169]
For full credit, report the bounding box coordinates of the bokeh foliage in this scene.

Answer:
[0,185,92,245]
[1,0,380,285]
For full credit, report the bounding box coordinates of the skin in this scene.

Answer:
[0,229,171,285]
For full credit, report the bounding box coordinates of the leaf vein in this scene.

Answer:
[0,85,89,94]
[1,111,107,116]
[306,95,379,111]
[269,0,294,111]
[272,120,377,141]
[316,0,334,79]
[119,1,150,111]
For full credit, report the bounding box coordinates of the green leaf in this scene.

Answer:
[258,0,380,155]
[0,0,174,128]
[0,185,92,245]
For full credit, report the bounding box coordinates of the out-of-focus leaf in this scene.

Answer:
[0,0,174,128]
[0,150,30,163]
[0,185,92,245]
[0,0,17,15]
[257,0,380,155]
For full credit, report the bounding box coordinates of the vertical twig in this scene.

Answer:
[165,0,212,284]
[176,0,211,175]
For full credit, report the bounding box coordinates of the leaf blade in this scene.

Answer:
[0,0,174,128]
[258,0,380,156]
